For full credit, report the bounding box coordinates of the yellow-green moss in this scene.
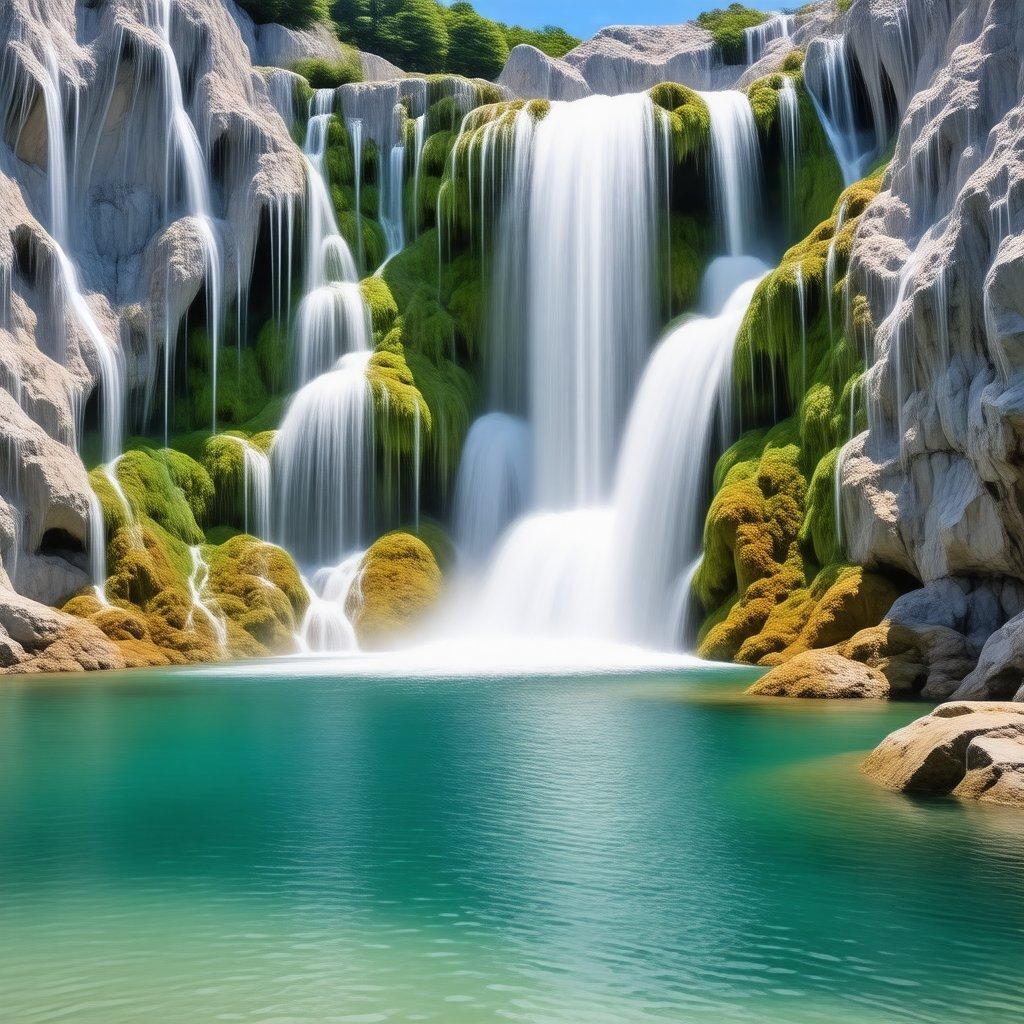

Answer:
[347,532,443,648]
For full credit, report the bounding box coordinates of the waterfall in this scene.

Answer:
[273,88,375,648]
[825,199,848,337]
[611,257,769,648]
[87,489,108,605]
[147,0,223,433]
[453,413,532,566]
[38,46,124,464]
[700,91,764,256]
[805,36,876,186]
[411,114,427,239]
[297,553,364,653]
[294,95,370,383]
[795,262,808,394]
[778,77,800,228]
[745,13,795,66]
[186,545,228,651]
[379,143,406,266]
[273,350,374,567]
[226,436,271,539]
[526,93,660,507]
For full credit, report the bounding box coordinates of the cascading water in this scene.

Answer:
[778,77,800,227]
[273,88,376,649]
[147,0,223,433]
[294,92,370,383]
[611,257,769,647]
[379,143,406,266]
[805,36,877,186]
[186,545,228,651]
[526,93,660,506]
[700,91,764,256]
[745,13,796,66]
[452,413,532,566]
[39,46,124,464]
[228,436,271,540]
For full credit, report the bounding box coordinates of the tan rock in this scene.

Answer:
[952,734,1024,807]
[861,702,1024,796]
[748,650,891,699]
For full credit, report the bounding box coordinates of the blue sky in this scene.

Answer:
[453,1,784,39]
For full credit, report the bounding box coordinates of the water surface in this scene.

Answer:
[1,663,1021,1023]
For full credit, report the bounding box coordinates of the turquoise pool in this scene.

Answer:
[0,663,1021,1023]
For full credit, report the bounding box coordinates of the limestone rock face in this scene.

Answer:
[861,701,1024,806]
[0,0,305,672]
[823,0,1024,700]
[562,25,718,96]
[498,45,591,102]
[748,649,891,698]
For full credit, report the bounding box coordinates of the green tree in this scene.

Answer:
[237,0,330,29]
[382,0,449,72]
[446,7,509,79]
[500,24,579,59]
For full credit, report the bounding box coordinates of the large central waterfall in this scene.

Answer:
[453,90,769,653]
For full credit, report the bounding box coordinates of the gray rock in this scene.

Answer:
[952,733,1024,805]
[498,45,591,101]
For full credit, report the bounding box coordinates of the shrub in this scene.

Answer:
[292,53,362,88]
[696,4,768,64]
[236,0,331,30]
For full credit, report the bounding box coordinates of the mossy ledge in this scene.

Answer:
[692,170,910,666]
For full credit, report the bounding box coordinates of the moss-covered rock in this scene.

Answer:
[347,532,443,648]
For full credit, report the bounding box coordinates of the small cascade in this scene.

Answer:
[452,413,532,566]
[273,350,374,567]
[778,77,800,228]
[611,257,769,648]
[227,436,271,539]
[805,36,877,186]
[87,489,109,604]
[147,0,223,433]
[472,508,615,639]
[795,262,808,394]
[347,117,365,268]
[745,13,796,66]
[411,114,427,238]
[186,545,228,651]
[700,91,764,256]
[38,45,124,463]
[378,142,406,266]
[825,200,848,338]
[294,92,370,383]
[297,552,364,653]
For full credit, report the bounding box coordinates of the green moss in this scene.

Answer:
[346,532,443,649]
[292,51,363,89]
[696,4,768,64]
[651,84,710,164]
[361,276,399,337]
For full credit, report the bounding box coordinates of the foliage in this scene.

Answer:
[292,53,363,88]
[445,6,510,80]
[696,3,768,64]
[331,0,574,80]
[500,23,579,58]
[237,0,331,29]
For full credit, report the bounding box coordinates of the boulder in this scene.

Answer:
[952,734,1024,806]
[498,45,591,101]
[748,649,891,698]
[861,701,1024,798]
